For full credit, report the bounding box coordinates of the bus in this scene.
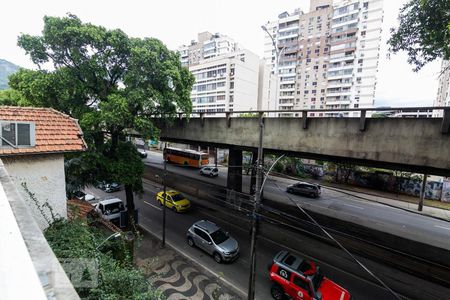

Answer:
[163,147,209,168]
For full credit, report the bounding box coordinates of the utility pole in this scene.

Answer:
[161,142,167,247]
[247,112,264,300]
[418,173,427,211]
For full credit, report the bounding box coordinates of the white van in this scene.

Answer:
[94,198,126,222]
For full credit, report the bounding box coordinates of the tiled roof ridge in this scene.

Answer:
[0,106,72,118]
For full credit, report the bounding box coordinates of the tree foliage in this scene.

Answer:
[0,89,29,106]
[388,0,450,71]
[10,14,195,226]
[45,219,163,299]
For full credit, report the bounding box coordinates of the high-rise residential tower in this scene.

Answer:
[178,32,240,67]
[434,60,450,117]
[263,0,383,116]
[178,32,274,115]
[327,0,383,116]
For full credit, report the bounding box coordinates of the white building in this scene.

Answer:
[263,0,383,117]
[0,107,86,230]
[189,49,260,114]
[434,60,450,117]
[258,59,277,111]
[328,0,383,116]
[179,32,273,115]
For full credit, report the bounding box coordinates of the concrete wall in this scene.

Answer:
[160,117,450,176]
[2,154,67,230]
[0,160,79,299]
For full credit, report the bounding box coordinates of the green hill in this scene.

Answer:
[0,59,20,90]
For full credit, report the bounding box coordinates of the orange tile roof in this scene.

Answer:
[0,106,87,156]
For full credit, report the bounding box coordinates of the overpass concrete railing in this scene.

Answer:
[182,106,450,134]
[159,107,450,176]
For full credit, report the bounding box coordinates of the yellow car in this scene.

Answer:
[156,190,191,212]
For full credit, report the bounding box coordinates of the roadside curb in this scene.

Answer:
[137,223,247,299]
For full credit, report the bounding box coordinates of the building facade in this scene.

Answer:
[258,59,277,111]
[178,32,240,67]
[328,0,383,116]
[189,49,260,114]
[434,60,450,117]
[263,0,383,117]
[179,32,273,115]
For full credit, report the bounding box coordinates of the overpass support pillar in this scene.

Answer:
[227,147,243,192]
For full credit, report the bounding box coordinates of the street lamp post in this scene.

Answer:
[262,24,286,115]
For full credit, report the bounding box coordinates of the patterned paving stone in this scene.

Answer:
[136,230,241,300]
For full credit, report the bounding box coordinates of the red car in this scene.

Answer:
[269,251,351,300]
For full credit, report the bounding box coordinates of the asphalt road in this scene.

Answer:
[86,179,450,300]
[142,150,450,251]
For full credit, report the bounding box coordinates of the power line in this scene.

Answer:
[269,179,403,300]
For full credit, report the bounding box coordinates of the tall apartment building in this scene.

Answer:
[434,60,450,117]
[328,0,383,116]
[188,49,261,114]
[263,0,383,117]
[178,32,240,67]
[179,32,274,115]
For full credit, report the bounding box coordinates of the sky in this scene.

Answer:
[0,0,442,107]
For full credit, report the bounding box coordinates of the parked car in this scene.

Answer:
[156,190,191,212]
[97,181,121,193]
[269,250,351,300]
[137,149,147,158]
[73,190,95,202]
[187,220,239,263]
[200,166,219,177]
[286,182,321,198]
[94,198,126,223]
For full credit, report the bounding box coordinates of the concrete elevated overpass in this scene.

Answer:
[158,108,450,191]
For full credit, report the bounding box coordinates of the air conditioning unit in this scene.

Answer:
[0,121,36,148]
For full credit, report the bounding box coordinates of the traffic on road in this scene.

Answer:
[82,169,450,300]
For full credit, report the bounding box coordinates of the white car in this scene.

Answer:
[94,198,126,222]
[200,166,219,177]
[73,191,96,202]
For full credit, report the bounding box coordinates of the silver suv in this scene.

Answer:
[286,182,321,198]
[187,220,239,263]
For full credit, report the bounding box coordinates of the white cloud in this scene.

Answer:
[0,0,441,107]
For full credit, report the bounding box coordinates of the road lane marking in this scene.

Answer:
[144,201,162,211]
[342,203,364,210]
[434,225,450,231]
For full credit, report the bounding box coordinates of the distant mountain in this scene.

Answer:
[0,59,20,90]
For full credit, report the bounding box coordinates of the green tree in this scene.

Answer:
[0,88,28,106]
[10,14,195,228]
[388,0,450,71]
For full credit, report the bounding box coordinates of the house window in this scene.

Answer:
[0,121,35,147]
